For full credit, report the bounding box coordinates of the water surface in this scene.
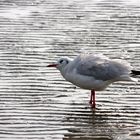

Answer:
[0,0,140,140]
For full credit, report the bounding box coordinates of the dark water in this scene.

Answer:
[0,0,140,140]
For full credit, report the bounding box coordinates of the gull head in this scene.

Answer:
[47,57,72,71]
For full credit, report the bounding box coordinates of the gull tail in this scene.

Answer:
[131,70,140,75]
[129,70,140,82]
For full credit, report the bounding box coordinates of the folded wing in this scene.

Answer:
[75,54,132,81]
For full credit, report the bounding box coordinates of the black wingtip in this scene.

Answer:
[131,70,140,75]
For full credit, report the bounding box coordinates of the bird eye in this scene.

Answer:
[59,60,63,63]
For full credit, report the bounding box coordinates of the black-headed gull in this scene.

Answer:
[47,53,140,108]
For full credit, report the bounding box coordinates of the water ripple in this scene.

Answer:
[0,0,140,140]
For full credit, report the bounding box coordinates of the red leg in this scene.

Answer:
[89,91,92,104]
[89,90,96,108]
[92,90,96,108]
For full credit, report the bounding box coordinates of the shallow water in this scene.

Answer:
[0,0,140,140]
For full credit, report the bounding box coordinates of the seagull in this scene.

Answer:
[47,53,140,108]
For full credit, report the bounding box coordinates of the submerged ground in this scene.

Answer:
[0,0,140,140]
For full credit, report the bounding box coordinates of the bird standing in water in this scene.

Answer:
[47,53,140,108]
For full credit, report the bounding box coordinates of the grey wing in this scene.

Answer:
[75,54,132,81]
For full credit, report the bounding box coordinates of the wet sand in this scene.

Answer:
[0,0,140,140]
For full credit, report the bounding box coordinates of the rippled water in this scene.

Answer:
[0,0,140,140]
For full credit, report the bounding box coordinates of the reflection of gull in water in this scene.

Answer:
[47,53,140,108]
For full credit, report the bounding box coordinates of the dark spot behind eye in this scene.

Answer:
[66,60,69,64]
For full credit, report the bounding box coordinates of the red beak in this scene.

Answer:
[47,64,58,67]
